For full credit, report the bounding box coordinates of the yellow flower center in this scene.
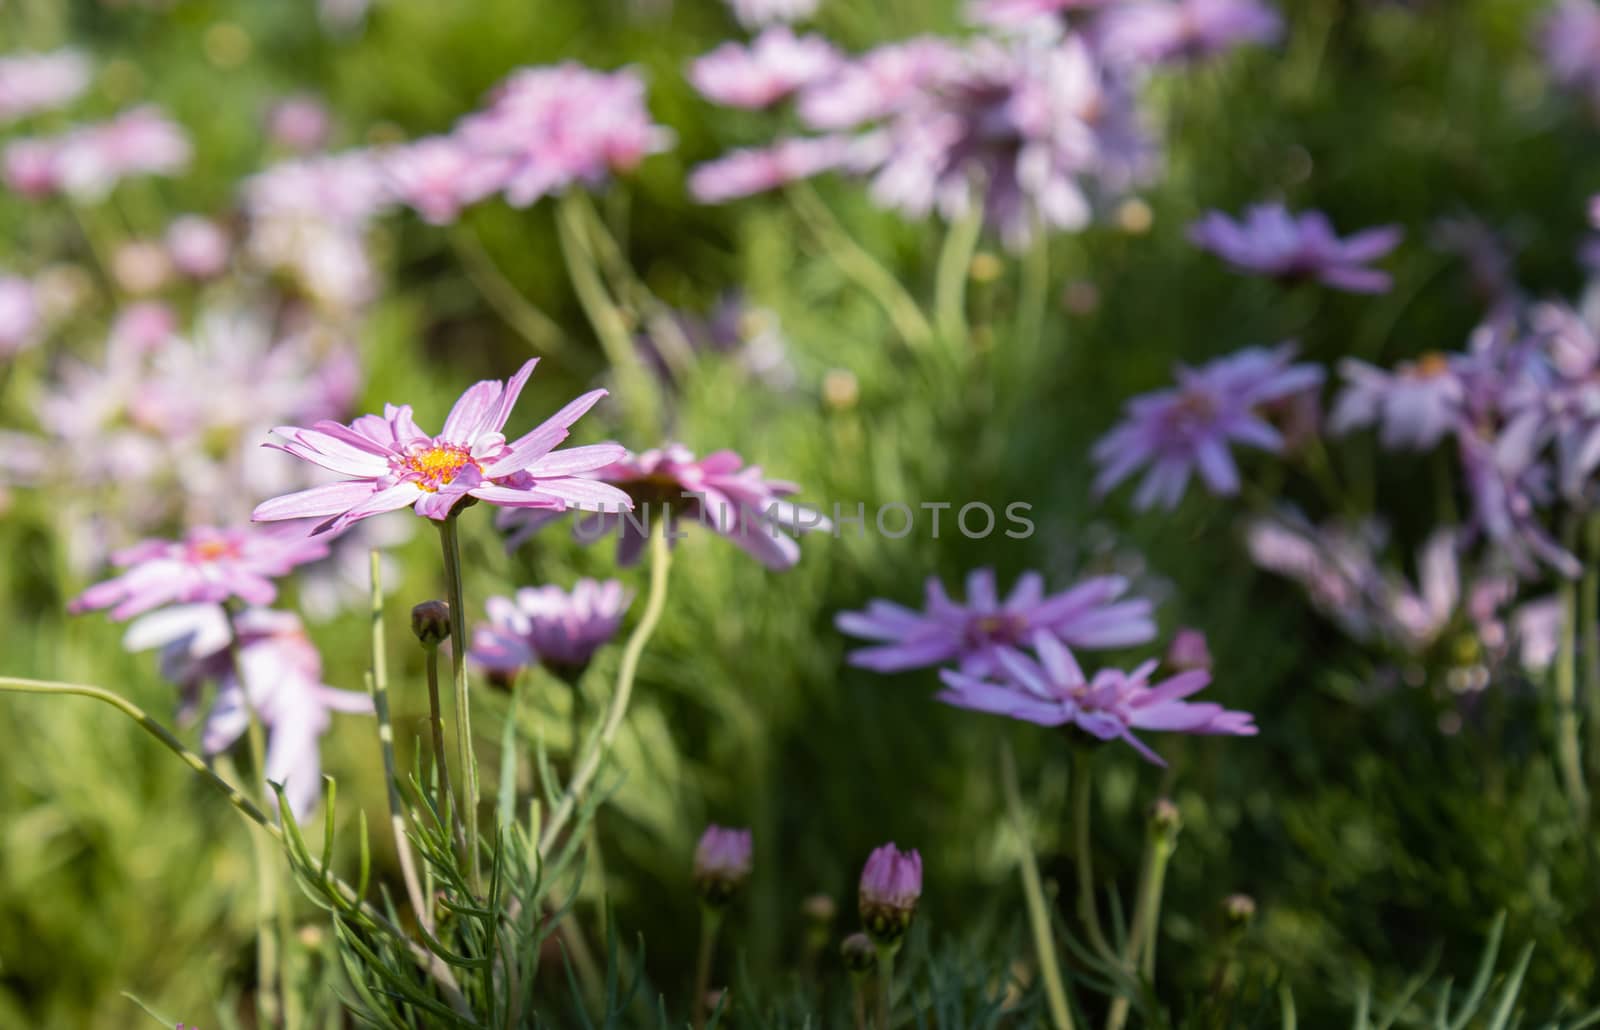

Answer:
[401,444,473,491]
[1410,352,1451,379]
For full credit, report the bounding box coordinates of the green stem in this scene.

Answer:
[1105,826,1176,1030]
[437,515,482,893]
[1557,557,1590,821]
[787,183,934,351]
[366,552,431,930]
[0,676,472,1016]
[1584,516,1600,780]
[538,519,672,858]
[692,906,723,1030]
[934,202,984,349]
[999,741,1073,1030]
[852,977,868,1030]
[423,642,460,852]
[1072,751,1117,964]
[450,224,568,355]
[1017,230,1049,367]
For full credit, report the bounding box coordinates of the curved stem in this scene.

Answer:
[0,676,472,1015]
[438,515,482,894]
[538,518,672,858]
[1017,230,1049,365]
[875,944,896,1030]
[999,740,1073,1030]
[692,906,723,1030]
[366,552,431,931]
[1072,751,1117,964]
[1105,825,1175,1030]
[934,203,984,350]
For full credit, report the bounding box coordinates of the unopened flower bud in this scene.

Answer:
[1222,893,1256,927]
[840,932,877,974]
[693,825,752,907]
[802,894,836,926]
[1165,627,1211,672]
[858,843,922,946]
[1149,797,1182,838]
[411,600,451,646]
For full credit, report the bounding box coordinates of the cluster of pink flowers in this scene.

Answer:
[0,49,91,125]
[4,105,190,201]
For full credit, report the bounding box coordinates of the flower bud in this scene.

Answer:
[801,894,836,926]
[411,600,451,646]
[1222,893,1256,928]
[693,825,752,907]
[840,932,877,974]
[1149,797,1182,838]
[1165,627,1211,672]
[858,843,921,946]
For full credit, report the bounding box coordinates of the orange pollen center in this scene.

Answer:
[1411,352,1451,379]
[191,539,240,562]
[401,445,474,491]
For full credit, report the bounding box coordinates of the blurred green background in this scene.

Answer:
[3,0,1599,1025]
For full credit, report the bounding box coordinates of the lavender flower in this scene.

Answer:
[1096,0,1283,65]
[1165,627,1211,671]
[383,136,510,225]
[1189,204,1402,292]
[689,27,841,109]
[937,634,1256,765]
[859,844,922,944]
[6,106,191,202]
[1540,0,1600,111]
[70,526,330,620]
[165,216,231,280]
[0,50,90,125]
[470,578,631,678]
[1093,343,1324,510]
[689,136,854,203]
[694,825,754,905]
[1329,353,1465,451]
[837,567,1155,676]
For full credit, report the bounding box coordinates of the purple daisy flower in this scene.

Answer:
[937,634,1256,765]
[1093,343,1324,510]
[470,578,632,678]
[1329,353,1466,451]
[1188,203,1402,293]
[836,566,1156,676]
[1540,0,1600,111]
[1096,0,1283,66]
[252,359,632,534]
[69,525,330,621]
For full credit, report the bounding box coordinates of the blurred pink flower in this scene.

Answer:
[968,0,1111,28]
[383,136,510,225]
[470,577,632,676]
[0,50,91,125]
[725,0,819,27]
[27,106,193,201]
[689,27,841,109]
[0,275,41,356]
[1165,627,1211,671]
[243,151,392,309]
[265,94,332,152]
[938,635,1257,764]
[689,136,854,203]
[1096,0,1283,65]
[1540,0,1600,110]
[166,215,231,279]
[859,843,921,942]
[1189,204,1402,292]
[796,37,960,130]
[70,525,330,620]
[3,137,61,196]
[253,359,631,532]
[838,566,1156,676]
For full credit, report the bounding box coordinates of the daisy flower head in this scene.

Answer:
[252,359,632,534]
[1188,203,1402,293]
[1328,353,1465,451]
[689,27,842,110]
[1093,343,1324,510]
[937,634,1256,765]
[470,577,632,679]
[836,566,1156,676]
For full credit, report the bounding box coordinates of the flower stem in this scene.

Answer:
[999,740,1073,1030]
[437,515,482,893]
[538,518,672,858]
[423,642,460,851]
[1105,820,1177,1030]
[1017,229,1049,365]
[1584,516,1600,780]
[851,976,868,1030]
[366,552,431,930]
[1072,750,1117,964]
[934,202,984,349]
[875,943,897,1029]
[692,906,723,1030]
[1557,516,1590,822]
[0,676,473,1016]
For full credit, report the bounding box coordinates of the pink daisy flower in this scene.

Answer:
[689,27,842,110]
[383,135,511,225]
[937,634,1256,765]
[837,566,1156,676]
[69,526,330,621]
[470,577,632,677]
[688,136,854,203]
[251,359,632,534]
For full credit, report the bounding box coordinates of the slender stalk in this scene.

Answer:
[437,515,482,893]
[538,519,673,858]
[1017,230,1049,366]
[1557,517,1590,821]
[787,183,934,350]
[1105,819,1176,1030]
[366,553,431,930]
[692,906,723,1030]
[999,741,1073,1030]
[875,944,897,1029]
[423,642,460,849]
[934,202,984,349]
[1072,750,1117,964]
[0,677,472,1016]
[1584,516,1600,778]
[449,224,568,355]
[851,978,868,1030]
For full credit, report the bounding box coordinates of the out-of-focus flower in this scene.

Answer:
[456,63,673,207]
[969,0,1112,29]
[470,578,631,678]
[1165,626,1211,670]
[689,27,841,109]
[70,525,329,620]
[23,106,193,201]
[837,567,1155,676]
[725,0,819,28]
[3,138,59,196]
[266,94,332,152]
[128,605,372,818]
[693,825,754,905]
[506,444,829,569]
[0,50,91,125]
[383,136,510,225]
[796,37,960,130]
[0,275,40,357]
[1097,0,1283,65]
[253,359,630,533]
[1329,353,1464,450]
[840,932,877,971]
[166,216,230,279]
[1458,417,1579,578]
[1189,204,1401,292]
[859,844,922,944]
[1094,343,1324,510]
[1245,514,1388,642]
[633,293,798,391]
[689,135,854,203]
[1540,0,1600,110]
[938,634,1257,764]
[111,240,173,295]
